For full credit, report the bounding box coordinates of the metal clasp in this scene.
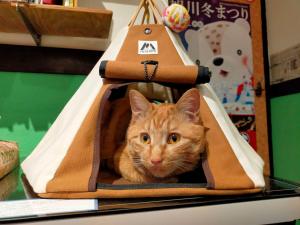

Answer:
[254,81,264,97]
[141,60,158,66]
[141,60,159,81]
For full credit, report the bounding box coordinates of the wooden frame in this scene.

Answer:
[245,0,271,175]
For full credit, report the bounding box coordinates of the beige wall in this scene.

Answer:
[266,0,300,55]
[78,0,167,41]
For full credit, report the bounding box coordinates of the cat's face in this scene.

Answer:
[127,88,206,179]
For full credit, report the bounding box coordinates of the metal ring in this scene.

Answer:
[144,28,152,35]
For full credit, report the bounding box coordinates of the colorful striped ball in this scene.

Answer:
[162,4,190,33]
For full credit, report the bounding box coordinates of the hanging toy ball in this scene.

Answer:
[162,3,190,33]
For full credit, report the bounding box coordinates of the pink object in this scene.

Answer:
[43,0,56,4]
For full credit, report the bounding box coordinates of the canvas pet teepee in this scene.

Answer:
[21,0,265,198]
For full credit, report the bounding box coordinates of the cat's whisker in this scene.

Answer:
[171,161,189,171]
[132,159,143,165]
[167,159,198,174]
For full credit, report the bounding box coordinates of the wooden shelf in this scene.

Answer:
[0,2,112,46]
[0,2,28,33]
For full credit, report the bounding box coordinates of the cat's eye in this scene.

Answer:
[140,133,151,144]
[167,133,180,144]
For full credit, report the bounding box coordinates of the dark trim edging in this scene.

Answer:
[261,0,274,176]
[270,78,300,98]
[0,44,103,75]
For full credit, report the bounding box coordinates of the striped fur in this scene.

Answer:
[114,88,206,183]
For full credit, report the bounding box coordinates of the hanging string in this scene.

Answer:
[128,0,163,27]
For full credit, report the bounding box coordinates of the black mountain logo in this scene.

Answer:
[140,42,156,51]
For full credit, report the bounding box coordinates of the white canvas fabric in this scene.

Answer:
[21,27,130,193]
[22,25,265,194]
[199,84,265,188]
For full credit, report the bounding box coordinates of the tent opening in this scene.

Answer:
[96,82,208,189]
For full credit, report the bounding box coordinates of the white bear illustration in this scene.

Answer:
[185,18,254,115]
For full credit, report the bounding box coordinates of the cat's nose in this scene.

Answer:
[151,158,163,165]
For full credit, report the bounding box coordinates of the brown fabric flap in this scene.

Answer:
[46,84,112,193]
[38,187,262,199]
[199,94,255,190]
[100,60,200,84]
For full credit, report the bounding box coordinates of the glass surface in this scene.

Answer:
[0,167,299,223]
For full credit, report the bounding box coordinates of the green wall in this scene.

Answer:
[271,93,300,225]
[271,93,300,182]
[0,72,85,161]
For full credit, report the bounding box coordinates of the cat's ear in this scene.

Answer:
[176,88,200,122]
[129,90,152,119]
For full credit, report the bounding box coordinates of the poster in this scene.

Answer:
[169,0,256,149]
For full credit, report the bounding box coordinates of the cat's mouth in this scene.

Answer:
[150,165,164,172]
[148,165,172,178]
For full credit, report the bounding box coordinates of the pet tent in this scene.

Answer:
[21,0,265,198]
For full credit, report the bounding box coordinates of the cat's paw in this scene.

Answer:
[163,177,178,183]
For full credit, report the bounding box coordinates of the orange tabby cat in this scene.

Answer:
[114,88,206,183]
